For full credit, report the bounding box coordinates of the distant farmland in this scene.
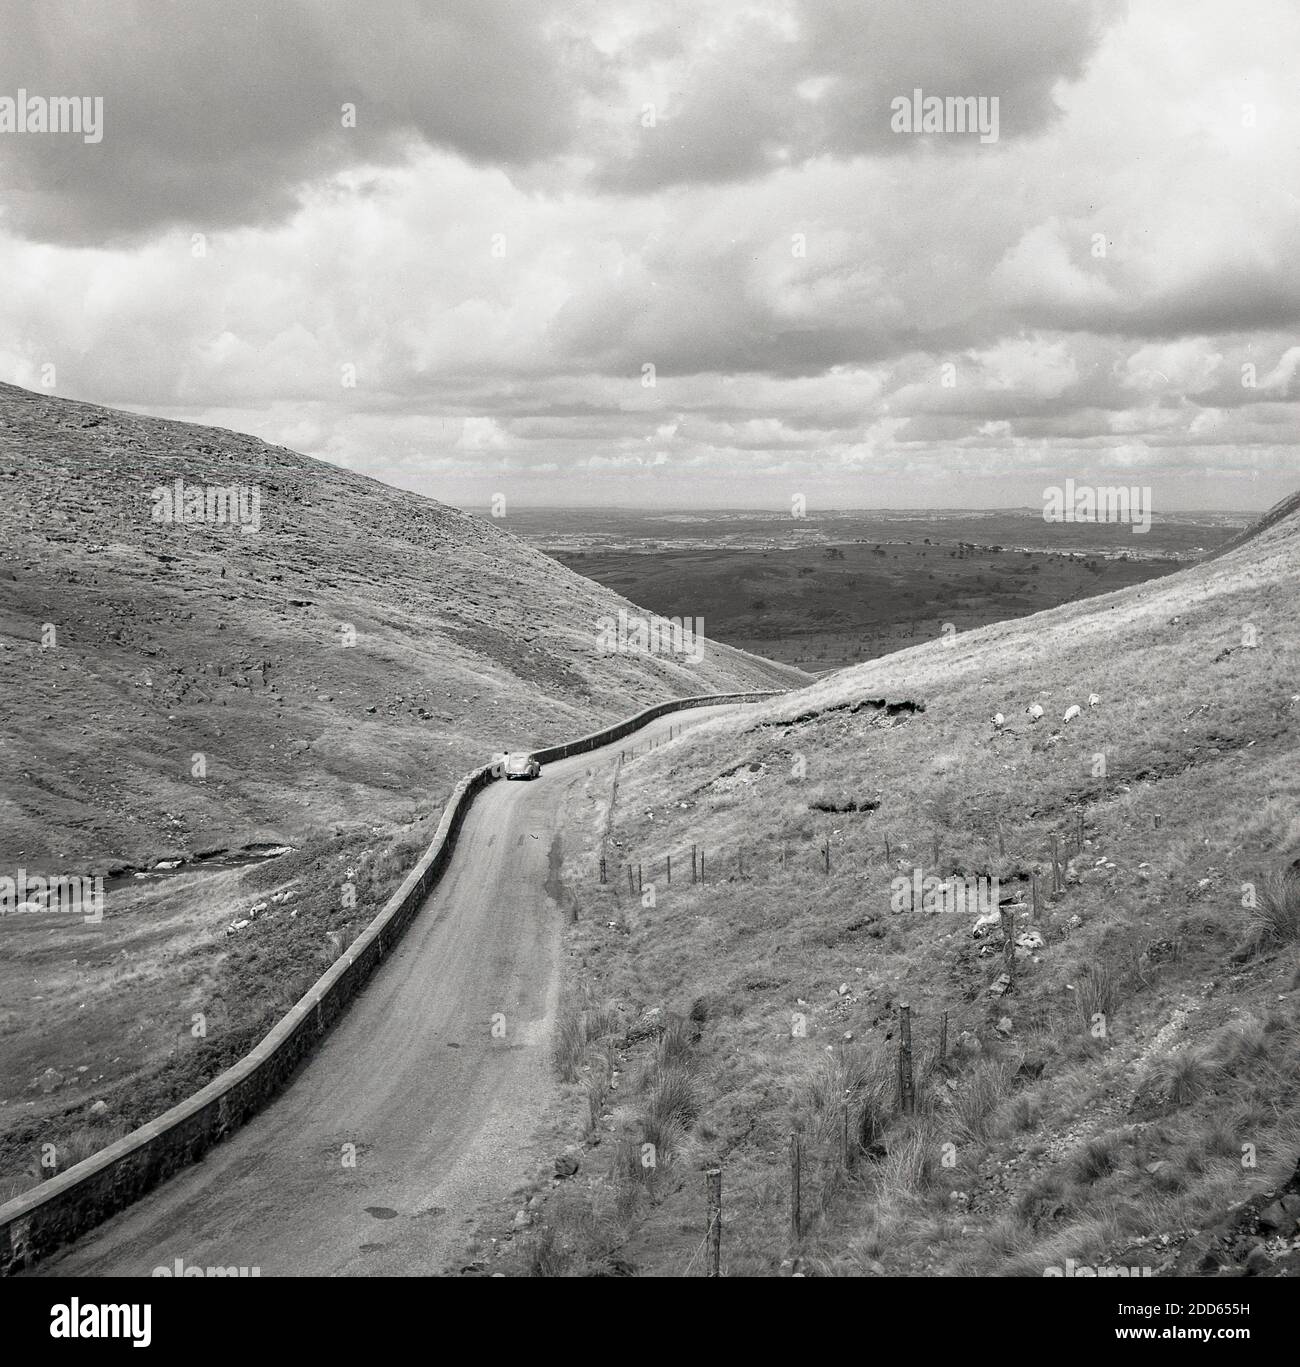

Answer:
[514,508,1238,669]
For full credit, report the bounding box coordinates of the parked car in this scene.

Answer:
[504,752,541,781]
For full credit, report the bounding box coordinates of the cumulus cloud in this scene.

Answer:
[0,0,1296,510]
[0,0,582,243]
[587,0,1121,191]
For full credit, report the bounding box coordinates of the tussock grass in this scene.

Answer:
[877,1120,940,1195]
[1072,1132,1125,1185]
[638,1061,699,1158]
[990,1213,1121,1278]
[1070,963,1118,1033]
[553,989,623,1083]
[523,1194,632,1278]
[634,1017,703,1161]
[951,1057,1019,1142]
[803,1042,896,1155]
[1136,1047,1218,1110]
[1244,869,1300,951]
[553,1008,589,1084]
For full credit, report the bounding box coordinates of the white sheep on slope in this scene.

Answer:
[1063,704,1082,723]
[993,712,1005,730]
[1026,704,1044,722]
[1088,693,1100,708]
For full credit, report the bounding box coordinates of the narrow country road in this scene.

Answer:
[35,705,735,1277]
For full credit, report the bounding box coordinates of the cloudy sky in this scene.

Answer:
[1,0,1297,511]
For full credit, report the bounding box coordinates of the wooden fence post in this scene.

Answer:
[899,1002,915,1115]
[599,857,606,885]
[790,1135,801,1242]
[1001,905,1016,991]
[1050,834,1060,894]
[628,866,635,895]
[706,1168,722,1277]
[638,863,643,892]
[823,834,830,875]
[939,1009,949,1066]
[885,834,891,864]
[667,854,671,886]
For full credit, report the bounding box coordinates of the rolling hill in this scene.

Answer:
[524,489,1300,1277]
[0,382,803,1200]
[0,382,802,875]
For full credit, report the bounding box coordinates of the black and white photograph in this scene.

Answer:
[0,0,1297,1333]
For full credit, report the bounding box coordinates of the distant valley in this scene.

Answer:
[505,508,1239,669]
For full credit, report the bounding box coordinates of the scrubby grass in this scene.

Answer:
[0,822,441,1193]
[952,1057,1019,1142]
[552,988,623,1084]
[538,506,1300,1275]
[1137,1048,1217,1110]
[524,1010,708,1275]
[1244,869,1300,952]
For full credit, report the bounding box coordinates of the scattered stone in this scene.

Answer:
[1258,1197,1300,1238]
[37,1067,65,1094]
[971,910,1001,938]
[554,1146,582,1178]
[624,1007,663,1044]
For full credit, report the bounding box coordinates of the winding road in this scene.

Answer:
[35,705,734,1277]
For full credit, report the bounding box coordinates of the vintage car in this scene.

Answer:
[503,752,542,780]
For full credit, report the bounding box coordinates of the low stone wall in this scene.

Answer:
[0,689,781,1274]
[529,691,780,764]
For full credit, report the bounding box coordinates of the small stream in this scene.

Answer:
[103,845,294,896]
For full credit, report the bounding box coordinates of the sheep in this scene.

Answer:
[993,712,1005,730]
[1063,704,1082,723]
[1025,704,1044,722]
[1088,693,1100,708]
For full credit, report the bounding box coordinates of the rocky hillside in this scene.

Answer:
[0,383,803,873]
[521,490,1300,1277]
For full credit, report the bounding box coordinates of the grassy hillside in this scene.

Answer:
[0,382,801,874]
[0,383,802,1201]
[516,493,1300,1277]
